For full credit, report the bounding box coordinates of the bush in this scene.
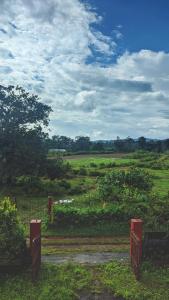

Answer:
[59,179,71,190]
[99,162,106,169]
[46,155,71,179]
[69,185,84,195]
[89,162,97,168]
[16,176,71,196]
[78,167,87,176]
[106,162,116,168]
[0,198,27,261]
[88,170,102,177]
[16,175,42,194]
[98,168,153,202]
[51,205,127,227]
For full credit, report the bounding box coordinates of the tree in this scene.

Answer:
[74,136,91,151]
[138,136,147,150]
[0,85,52,183]
[113,136,124,152]
[91,141,104,151]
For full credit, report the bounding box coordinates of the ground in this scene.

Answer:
[0,261,169,300]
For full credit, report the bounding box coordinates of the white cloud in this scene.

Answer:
[0,1,169,139]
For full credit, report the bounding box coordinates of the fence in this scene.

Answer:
[130,219,143,280]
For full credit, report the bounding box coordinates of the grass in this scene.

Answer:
[41,236,129,255]
[46,222,129,237]
[0,261,169,300]
[0,263,92,300]
[41,244,130,255]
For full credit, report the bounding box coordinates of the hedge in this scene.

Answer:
[52,205,130,227]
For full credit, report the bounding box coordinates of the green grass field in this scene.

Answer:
[0,262,169,300]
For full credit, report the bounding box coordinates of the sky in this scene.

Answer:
[0,0,169,140]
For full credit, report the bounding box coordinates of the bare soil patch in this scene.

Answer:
[63,153,127,160]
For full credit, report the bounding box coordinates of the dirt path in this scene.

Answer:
[62,153,127,160]
[42,251,129,264]
[41,236,130,255]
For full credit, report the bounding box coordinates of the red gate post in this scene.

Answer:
[48,196,53,222]
[30,220,41,253]
[130,219,143,280]
[130,219,143,257]
[30,220,41,281]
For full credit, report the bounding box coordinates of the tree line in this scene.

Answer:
[46,135,169,153]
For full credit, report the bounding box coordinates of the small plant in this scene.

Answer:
[0,197,26,261]
[78,167,87,176]
[89,162,97,168]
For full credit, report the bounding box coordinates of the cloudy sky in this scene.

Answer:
[1,0,169,139]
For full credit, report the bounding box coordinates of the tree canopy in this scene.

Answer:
[0,85,52,183]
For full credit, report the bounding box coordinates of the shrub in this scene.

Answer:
[78,167,87,176]
[99,162,106,169]
[69,185,84,195]
[72,169,79,175]
[98,168,153,202]
[0,197,27,261]
[106,162,116,168]
[59,179,71,190]
[16,176,42,194]
[88,170,102,177]
[51,205,127,227]
[16,176,72,196]
[46,155,71,179]
[89,162,97,168]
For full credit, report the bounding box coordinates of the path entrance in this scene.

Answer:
[42,251,129,264]
[41,236,129,264]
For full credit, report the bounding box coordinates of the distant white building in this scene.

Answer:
[48,149,66,153]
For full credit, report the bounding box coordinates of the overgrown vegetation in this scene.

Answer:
[0,262,169,300]
[0,198,26,262]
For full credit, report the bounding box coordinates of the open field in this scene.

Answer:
[1,151,169,236]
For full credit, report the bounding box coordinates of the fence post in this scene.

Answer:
[30,219,41,281]
[30,220,41,253]
[130,218,143,280]
[48,196,53,222]
[130,218,143,257]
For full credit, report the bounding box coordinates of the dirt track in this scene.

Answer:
[63,153,127,160]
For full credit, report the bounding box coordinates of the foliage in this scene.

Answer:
[46,154,71,179]
[0,197,26,261]
[0,85,52,183]
[101,261,169,300]
[78,167,87,176]
[144,194,169,231]
[0,262,169,300]
[16,176,69,195]
[88,170,103,177]
[0,263,91,300]
[98,168,153,202]
[51,205,128,227]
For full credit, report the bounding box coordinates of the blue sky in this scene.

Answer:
[0,0,169,139]
[88,0,169,53]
